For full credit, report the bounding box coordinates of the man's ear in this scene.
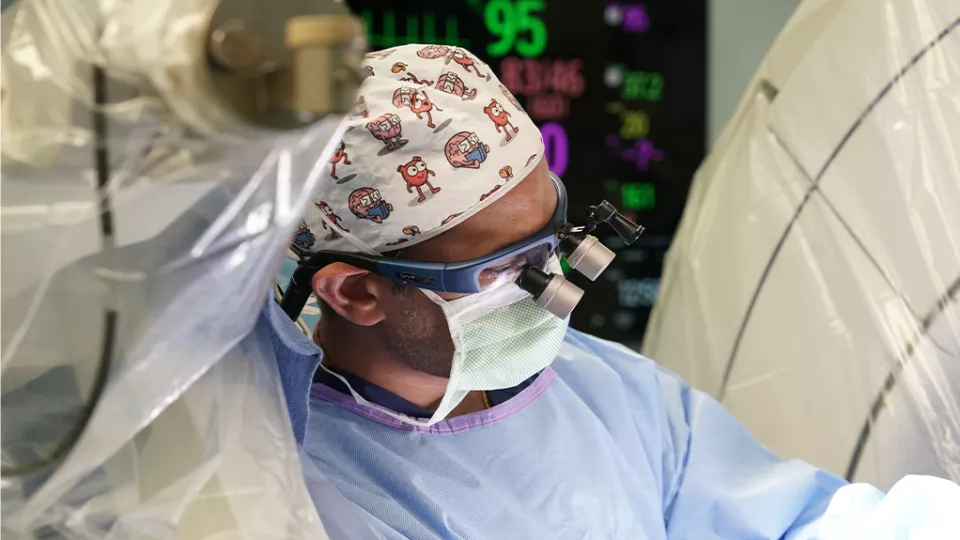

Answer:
[312,262,391,326]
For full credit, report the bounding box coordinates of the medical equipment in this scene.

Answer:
[523,198,645,317]
[280,171,643,320]
[644,0,960,491]
[0,0,380,538]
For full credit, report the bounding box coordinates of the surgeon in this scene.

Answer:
[271,44,846,539]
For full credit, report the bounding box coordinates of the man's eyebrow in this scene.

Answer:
[486,227,541,253]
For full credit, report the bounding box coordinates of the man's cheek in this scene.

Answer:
[386,291,441,328]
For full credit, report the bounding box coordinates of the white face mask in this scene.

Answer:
[321,256,570,427]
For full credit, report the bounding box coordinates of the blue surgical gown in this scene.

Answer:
[266,302,846,539]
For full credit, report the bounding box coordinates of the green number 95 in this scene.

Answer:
[485,0,548,58]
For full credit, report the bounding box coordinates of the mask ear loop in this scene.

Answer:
[317,363,470,428]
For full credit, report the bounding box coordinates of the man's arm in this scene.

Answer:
[655,364,847,539]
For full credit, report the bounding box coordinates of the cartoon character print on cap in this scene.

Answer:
[398,156,440,203]
[480,185,502,201]
[435,72,477,100]
[393,87,443,129]
[526,154,539,167]
[393,62,435,85]
[484,99,520,142]
[400,72,434,86]
[330,142,351,180]
[385,225,422,247]
[499,165,514,181]
[316,201,349,239]
[361,66,375,78]
[445,131,490,169]
[417,45,451,59]
[450,48,486,78]
[499,84,524,112]
[441,213,463,226]
[292,220,316,250]
[367,113,408,153]
[349,187,393,224]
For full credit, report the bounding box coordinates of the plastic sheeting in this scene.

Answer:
[0,0,371,538]
[644,0,960,491]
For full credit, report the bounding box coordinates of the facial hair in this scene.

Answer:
[380,285,455,378]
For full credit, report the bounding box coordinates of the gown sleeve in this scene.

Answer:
[655,365,849,540]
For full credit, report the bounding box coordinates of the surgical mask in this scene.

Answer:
[324,256,569,426]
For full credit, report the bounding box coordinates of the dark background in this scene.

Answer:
[348,0,707,344]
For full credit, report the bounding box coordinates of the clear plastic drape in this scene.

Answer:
[0,0,372,538]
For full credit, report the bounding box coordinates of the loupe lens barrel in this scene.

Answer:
[517,266,552,298]
[565,235,614,281]
[518,267,583,319]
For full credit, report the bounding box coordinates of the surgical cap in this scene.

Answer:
[296,44,543,255]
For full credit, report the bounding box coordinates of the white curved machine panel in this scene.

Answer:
[645,0,960,490]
